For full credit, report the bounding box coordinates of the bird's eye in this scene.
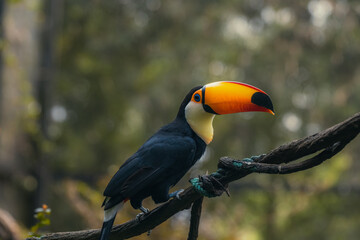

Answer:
[194,93,201,102]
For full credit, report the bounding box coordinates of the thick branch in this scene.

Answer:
[27,112,360,240]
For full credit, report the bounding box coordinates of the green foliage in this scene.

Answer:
[7,0,23,4]
[3,0,360,238]
[49,0,360,238]
[29,204,52,237]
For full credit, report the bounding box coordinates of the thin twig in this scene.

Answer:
[225,140,349,175]
[187,197,204,240]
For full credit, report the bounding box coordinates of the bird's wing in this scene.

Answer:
[103,135,196,199]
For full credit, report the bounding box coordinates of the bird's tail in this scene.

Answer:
[99,217,116,240]
[99,200,125,240]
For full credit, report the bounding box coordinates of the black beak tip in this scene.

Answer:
[251,92,274,113]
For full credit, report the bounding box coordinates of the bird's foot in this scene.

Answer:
[136,206,149,222]
[242,154,265,162]
[169,189,184,200]
[136,206,152,236]
[140,206,149,214]
[135,212,144,222]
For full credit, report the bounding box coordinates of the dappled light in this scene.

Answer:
[0,0,360,240]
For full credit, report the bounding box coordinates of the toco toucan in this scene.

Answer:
[99,81,274,240]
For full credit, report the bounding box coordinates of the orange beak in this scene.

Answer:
[195,81,274,115]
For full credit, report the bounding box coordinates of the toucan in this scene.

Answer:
[99,81,274,240]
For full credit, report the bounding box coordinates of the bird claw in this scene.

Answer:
[243,154,265,162]
[140,206,150,214]
[136,212,144,222]
[242,157,253,162]
[169,189,184,200]
[136,206,150,222]
[135,206,152,235]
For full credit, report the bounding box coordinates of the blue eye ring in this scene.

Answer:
[194,93,201,102]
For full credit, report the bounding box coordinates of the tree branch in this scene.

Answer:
[187,196,204,240]
[27,112,360,240]
[220,140,348,175]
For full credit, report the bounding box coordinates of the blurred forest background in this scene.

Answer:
[0,0,360,239]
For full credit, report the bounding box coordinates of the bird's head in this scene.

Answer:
[179,81,274,144]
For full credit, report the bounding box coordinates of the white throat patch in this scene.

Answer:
[185,101,215,144]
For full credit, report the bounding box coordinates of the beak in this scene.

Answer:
[202,81,275,115]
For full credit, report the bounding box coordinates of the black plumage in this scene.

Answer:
[100,81,274,240]
[102,86,206,210]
